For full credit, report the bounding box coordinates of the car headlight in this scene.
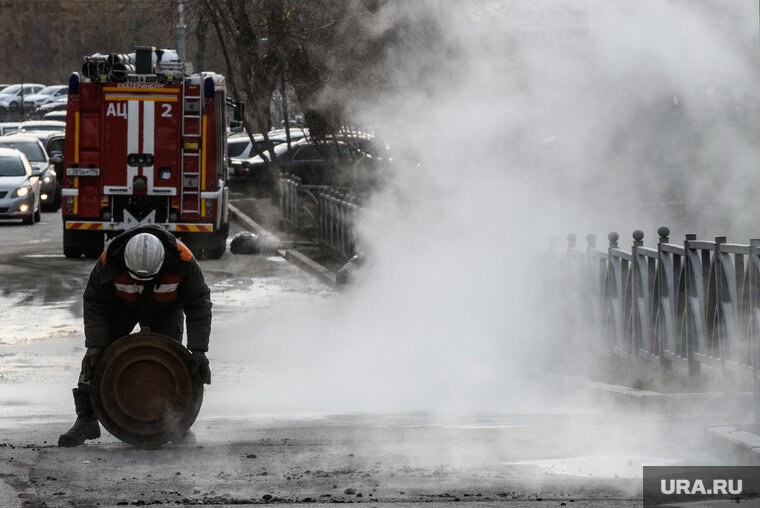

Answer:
[12,186,30,198]
[43,175,53,184]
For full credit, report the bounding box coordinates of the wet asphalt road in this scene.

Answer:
[0,210,732,506]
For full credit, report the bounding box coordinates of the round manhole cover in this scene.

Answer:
[91,331,204,447]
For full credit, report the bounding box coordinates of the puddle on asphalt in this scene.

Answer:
[211,277,333,313]
[510,455,679,478]
[0,294,80,344]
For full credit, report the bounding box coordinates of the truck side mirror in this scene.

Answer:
[234,101,246,122]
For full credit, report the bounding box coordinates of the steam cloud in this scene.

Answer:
[217,0,760,415]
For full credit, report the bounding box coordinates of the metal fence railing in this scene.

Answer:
[279,174,359,260]
[565,226,760,419]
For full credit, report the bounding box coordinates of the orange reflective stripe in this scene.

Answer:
[161,273,184,285]
[154,292,175,302]
[154,272,185,302]
[100,250,107,265]
[112,271,187,303]
[176,239,193,262]
[114,272,133,284]
[115,289,137,302]
[154,282,180,293]
[113,272,141,302]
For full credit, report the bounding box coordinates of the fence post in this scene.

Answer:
[339,193,348,258]
[714,236,735,397]
[751,239,760,423]
[585,233,599,334]
[683,234,701,379]
[294,176,303,231]
[278,176,285,230]
[607,231,620,353]
[565,234,579,331]
[348,201,357,257]
[631,229,645,363]
[657,225,672,372]
[567,233,577,250]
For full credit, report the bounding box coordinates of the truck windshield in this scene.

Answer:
[0,141,46,162]
[0,155,25,176]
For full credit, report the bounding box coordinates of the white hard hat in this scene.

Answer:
[124,233,165,280]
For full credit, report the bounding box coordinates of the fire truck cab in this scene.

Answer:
[62,46,230,259]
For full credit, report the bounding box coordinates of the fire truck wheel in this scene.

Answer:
[183,229,227,260]
[53,184,62,210]
[84,234,105,259]
[63,229,82,258]
[207,231,227,259]
[63,246,83,258]
[85,247,102,259]
[63,230,103,259]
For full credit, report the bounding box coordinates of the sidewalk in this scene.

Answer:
[228,202,337,288]
[706,424,760,465]
[551,373,760,465]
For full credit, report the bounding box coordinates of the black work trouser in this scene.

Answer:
[77,311,184,393]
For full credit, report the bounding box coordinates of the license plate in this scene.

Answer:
[66,167,100,177]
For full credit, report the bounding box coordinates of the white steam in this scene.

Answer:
[217,0,760,415]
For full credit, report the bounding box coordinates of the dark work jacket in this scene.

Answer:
[82,225,212,351]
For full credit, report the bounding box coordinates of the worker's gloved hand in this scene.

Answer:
[189,350,211,385]
[81,347,104,383]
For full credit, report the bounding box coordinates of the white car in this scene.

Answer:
[0,147,41,224]
[22,85,68,110]
[0,134,58,212]
[18,120,66,133]
[0,84,45,115]
[227,129,308,176]
[0,122,19,136]
[42,111,66,122]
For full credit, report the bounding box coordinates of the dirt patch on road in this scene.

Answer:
[0,415,683,506]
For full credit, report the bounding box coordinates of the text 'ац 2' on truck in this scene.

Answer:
[61,46,231,259]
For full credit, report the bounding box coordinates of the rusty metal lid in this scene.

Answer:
[90,331,204,447]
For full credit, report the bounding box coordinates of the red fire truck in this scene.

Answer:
[61,47,230,259]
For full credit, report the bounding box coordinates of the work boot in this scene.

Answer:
[58,388,100,447]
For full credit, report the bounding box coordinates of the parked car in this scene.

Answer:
[228,132,280,176]
[239,138,360,184]
[0,122,19,136]
[227,129,310,177]
[0,147,41,224]
[32,97,68,119]
[267,127,309,143]
[38,131,65,182]
[22,85,67,111]
[42,111,66,122]
[18,120,66,133]
[228,132,266,159]
[0,134,58,211]
[0,84,45,116]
